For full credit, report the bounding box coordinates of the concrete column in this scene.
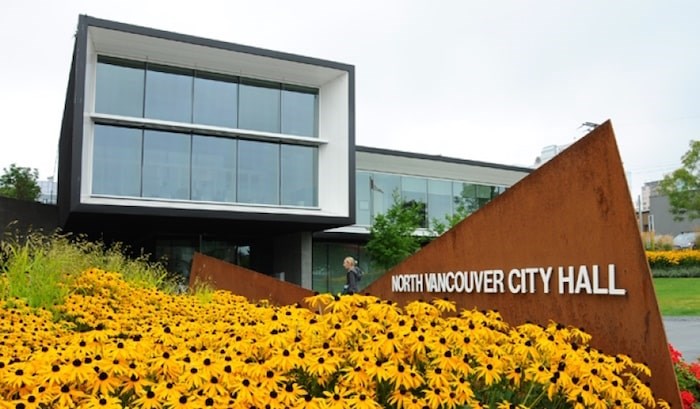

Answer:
[272,231,313,289]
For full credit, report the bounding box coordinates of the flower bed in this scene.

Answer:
[671,344,700,409]
[647,251,700,269]
[0,268,668,408]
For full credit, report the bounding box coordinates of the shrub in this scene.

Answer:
[642,232,674,251]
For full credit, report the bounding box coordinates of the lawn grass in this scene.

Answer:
[653,277,700,316]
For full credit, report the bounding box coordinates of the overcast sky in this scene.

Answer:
[1,0,698,201]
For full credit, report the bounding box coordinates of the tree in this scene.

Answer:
[0,164,41,201]
[365,191,426,270]
[660,140,700,221]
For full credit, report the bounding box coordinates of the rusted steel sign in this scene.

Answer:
[363,120,680,408]
[189,252,315,307]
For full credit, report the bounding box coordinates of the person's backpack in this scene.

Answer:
[353,265,364,281]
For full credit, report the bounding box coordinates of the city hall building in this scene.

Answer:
[57,15,531,293]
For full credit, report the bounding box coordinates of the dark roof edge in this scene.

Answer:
[356,145,534,173]
[79,15,355,73]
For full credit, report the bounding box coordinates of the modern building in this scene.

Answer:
[312,147,530,293]
[645,180,700,237]
[54,15,531,293]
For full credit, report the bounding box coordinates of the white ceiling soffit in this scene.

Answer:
[88,26,346,88]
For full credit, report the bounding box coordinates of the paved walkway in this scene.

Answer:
[663,316,700,362]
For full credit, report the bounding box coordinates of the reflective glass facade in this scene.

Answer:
[92,125,318,206]
[95,56,318,137]
[92,57,320,207]
[92,125,142,196]
[356,170,506,228]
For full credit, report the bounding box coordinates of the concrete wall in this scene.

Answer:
[0,196,59,237]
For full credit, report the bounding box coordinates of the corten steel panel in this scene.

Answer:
[189,252,315,306]
[363,121,680,408]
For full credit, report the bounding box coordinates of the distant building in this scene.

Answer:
[641,180,661,212]
[533,143,571,168]
[646,180,699,236]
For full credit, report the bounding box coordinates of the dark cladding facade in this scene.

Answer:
[58,15,355,286]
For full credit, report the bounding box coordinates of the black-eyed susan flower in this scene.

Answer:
[321,384,352,409]
[132,388,163,409]
[55,383,86,408]
[83,394,122,409]
[88,370,120,396]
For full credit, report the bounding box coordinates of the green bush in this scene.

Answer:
[652,266,700,278]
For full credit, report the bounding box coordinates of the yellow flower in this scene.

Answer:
[88,370,121,396]
[83,394,123,409]
[321,384,353,409]
[132,389,163,409]
[55,383,86,408]
[473,354,504,386]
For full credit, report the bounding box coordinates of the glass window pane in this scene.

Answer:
[370,173,400,219]
[192,135,236,202]
[476,184,493,199]
[239,79,280,133]
[201,238,238,265]
[145,65,193,123]
[402,176,427,227]
[453,182,479,214]
[355,172,371,226]
[193,72,238,128]
[155,238,197,284]
[95,57,145,117]
[428,179,453,228]
[237,140,279,205]
[281,145,317,206]
[281,86,317,137]
[312,242,330,293]
[142,130,191,200]
[92,125,142,196]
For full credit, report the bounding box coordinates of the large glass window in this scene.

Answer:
[477,184,494,207]
[95,57,145,117]
[191,135,236,202]
[281,86,317,137]
[239,79,281,133]
[95,57,318,136]
[145,65,193,123]
[355,172,371,226]
[453,182,479,214]
[193,72,238,128]
[142,130,191,200]
[370,173,400,218]
[428,179,453,228]
[92,57,321,207]
[402,176,428,227]
[281,145,317,206]
[92,125,142,196]
[237,140,279,205]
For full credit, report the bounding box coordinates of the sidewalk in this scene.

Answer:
[663,316,700,362]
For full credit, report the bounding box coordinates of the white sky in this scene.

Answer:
[1,0,698,201]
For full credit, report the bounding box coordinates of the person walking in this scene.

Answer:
[342,256,360,294]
